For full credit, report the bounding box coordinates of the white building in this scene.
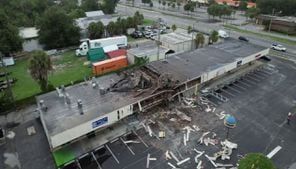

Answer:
[19,27,43,52]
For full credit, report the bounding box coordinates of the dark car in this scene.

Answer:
[238,36,249,42]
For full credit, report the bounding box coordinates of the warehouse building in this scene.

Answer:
[37,39,269,167]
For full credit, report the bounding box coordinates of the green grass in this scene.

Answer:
[143,18,154,25]
[238,153,276,169]
[127,35,146,42]
[224,24,296,46]
[6,50,91,100]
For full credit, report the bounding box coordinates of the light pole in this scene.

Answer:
[268,9,282,32]
[224,115,237,139]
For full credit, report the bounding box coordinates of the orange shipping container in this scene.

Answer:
[92,55,128,76]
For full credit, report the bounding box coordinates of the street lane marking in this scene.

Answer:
[267,146,282,159]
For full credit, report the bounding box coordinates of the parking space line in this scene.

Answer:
[91,152,102,169]
[132,130,149,148]
[232,83,247,90]
[110,138,119,143]
[255,70,270,77]
[242,77,257,85]
[221,89,236,97]
[251,73,266,80]
[260,69,274,75]
[227,85,242,93]
[105,144,120,164]
[76,159,82,169]
[120,137,135,155]
[236,80,252,87]
[245,75,261,82]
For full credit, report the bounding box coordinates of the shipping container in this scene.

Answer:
[87,48,106,62]
[107,49,127,59]
[92,55,128,75]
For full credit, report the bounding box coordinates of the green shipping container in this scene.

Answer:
[87,48,106,62]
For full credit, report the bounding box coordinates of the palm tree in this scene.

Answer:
[28,51,52,91]
[195,33,205,48]
[171,24,177,32]
[209,30,219,44]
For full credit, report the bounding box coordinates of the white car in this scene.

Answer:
[271,44,286,52]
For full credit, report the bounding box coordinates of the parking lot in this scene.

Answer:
[62,129,170,169]
[207,64,278,104]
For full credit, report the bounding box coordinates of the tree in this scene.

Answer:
[69,8,86,19]
[184,3,194,13]
[142,0,151,5]
[209,30,219,44]
[246,7,260,20]
[239,1,248,11]
[102,0,119,14]
[150,2,153,7]
[257,0,296,16]
[187,25,192,34]
[29,51,52,92]
[177,2,181,9]
[133,11,144,26]
[171,24,177,32]
[81,0,99,11]
[38,7,80,49]
[162,1,166,9]
[171,3,176,9]
[195,33,205,48]
[107,21,117,36]
[88,21,105,39]
[238,153,276,169]
[0,9,23,57]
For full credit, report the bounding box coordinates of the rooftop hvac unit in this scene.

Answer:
[39,100,48,112]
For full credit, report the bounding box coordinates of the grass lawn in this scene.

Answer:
[6,50,91,100]
[143,19,154,26]
[224,24,296,46]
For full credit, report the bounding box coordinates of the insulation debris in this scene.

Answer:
[169,151,180,163]
[159,131,166,138]
[165,151,172,160]
[213,140,238,161]
[168,162,177,168]
[196,161,202,169]
[192,125,200,131]
[205,154,217,168]
[177,157,190,166]
[198,132,210,144]
[176,109,192,122]
[216,111,226,120]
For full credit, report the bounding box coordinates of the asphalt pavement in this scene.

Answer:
[117,3,296,54]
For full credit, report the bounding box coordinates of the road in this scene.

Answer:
[117,4,296,54]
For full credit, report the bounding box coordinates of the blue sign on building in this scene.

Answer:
[92,117,108,129]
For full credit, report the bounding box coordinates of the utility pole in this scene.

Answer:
[0,52,15,107]
[268,8,275,32]
[156,18,161,60]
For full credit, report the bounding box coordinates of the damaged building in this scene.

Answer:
[36,39,269,167]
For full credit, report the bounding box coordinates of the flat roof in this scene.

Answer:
[85,10,104,18]
[37,74,151,137]
[128,41,169,58]
[146,39,266,82]
[38,39,266,141]
[160,32,193,44]
[19,27,39,39]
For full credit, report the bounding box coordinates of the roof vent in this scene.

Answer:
[77,99,83,115]
[39,100,48,112]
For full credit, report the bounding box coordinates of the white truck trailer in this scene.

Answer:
[76,36,128,56]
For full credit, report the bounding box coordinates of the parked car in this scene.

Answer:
[271,43,286,52]
[131,31,143,38]
[238,36,249,42]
